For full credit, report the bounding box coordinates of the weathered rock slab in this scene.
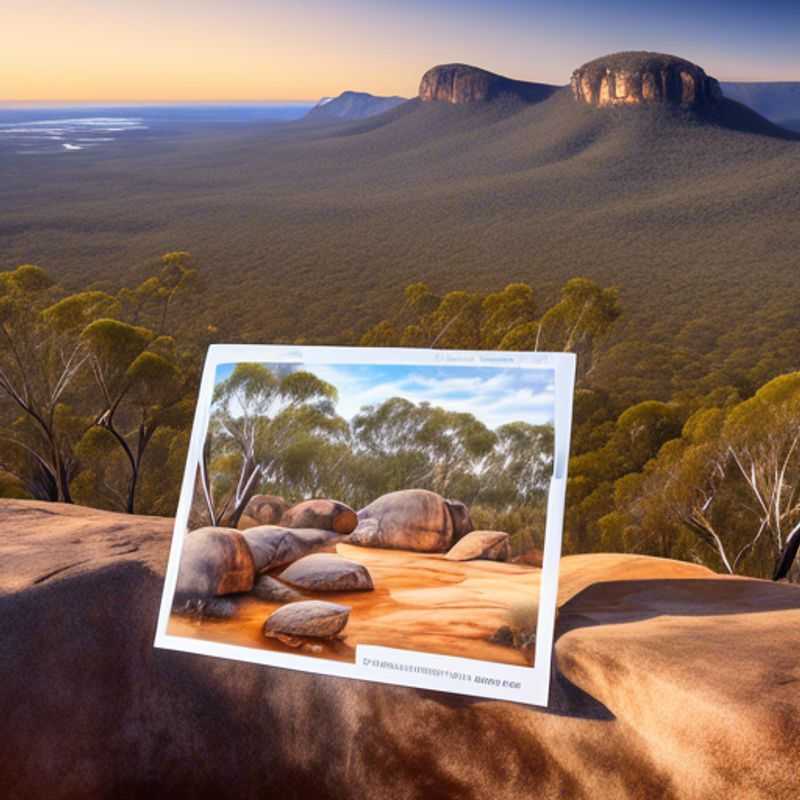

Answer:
[278,554,374,592]
[241,526,342,572]
[4,500,800,799]
[445,530,511,562]
[251,574,305,603]
[263,600,350,640]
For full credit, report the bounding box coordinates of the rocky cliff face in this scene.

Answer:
[571,52,721,110]
[419,63,557,104]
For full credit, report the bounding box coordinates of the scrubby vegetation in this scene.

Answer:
[359,279,800,580]
[0,255,214,515]
[2,93,800,579]
[3,252,799,580]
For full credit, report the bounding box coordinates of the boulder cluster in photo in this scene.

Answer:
[173,488,515,647]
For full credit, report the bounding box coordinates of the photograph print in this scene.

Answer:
[163,350,562,675]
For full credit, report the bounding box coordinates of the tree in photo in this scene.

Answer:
[199,364,342,527]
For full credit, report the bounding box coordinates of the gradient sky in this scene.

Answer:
[214,362,556,429]
[4,0,799,102]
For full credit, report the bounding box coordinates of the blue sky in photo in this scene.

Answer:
[214,362,555,430]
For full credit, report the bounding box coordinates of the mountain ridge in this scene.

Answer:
[305,90,407,122]
[2,49,799,406]
[721,81,800,123]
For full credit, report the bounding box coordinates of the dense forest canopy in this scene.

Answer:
[1,255,799,580]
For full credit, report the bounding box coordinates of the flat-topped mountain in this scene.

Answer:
[419,63,559,105]
[305,90,406,121]
[571,51,721,109]
[3,50,799,389]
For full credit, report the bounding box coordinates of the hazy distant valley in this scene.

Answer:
[3,72,799,376]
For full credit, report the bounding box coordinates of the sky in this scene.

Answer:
[214,362,556,430]
[3,0,799,103]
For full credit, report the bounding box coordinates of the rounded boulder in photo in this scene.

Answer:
[445,530,512,562]
[241,526,342,573]
[278,554,374,592]
[263,600,351,639]
[251,574,305,604]
[174,527,255,602]
[350,489,473,552]
[280,499,358,534]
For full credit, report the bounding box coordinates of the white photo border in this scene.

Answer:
[154,344,576,707]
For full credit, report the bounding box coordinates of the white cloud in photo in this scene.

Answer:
[290,362,555,430]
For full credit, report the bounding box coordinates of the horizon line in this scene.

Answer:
[0,99,321,108]
[1,78,794,108]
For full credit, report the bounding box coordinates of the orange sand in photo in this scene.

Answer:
[168,543,539,666]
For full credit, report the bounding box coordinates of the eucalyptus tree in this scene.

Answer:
[0,255,202,511]
[480,422,554,509]
[359,278,619,387]
[498,278,620,382]
[723,372,800,578]
[117,251,200,335]
[78,321,190,513]
[200,364,340,527]
[352,398,496,500]
[0,265,116,502]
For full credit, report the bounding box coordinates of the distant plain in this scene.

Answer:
[2,90,799,400]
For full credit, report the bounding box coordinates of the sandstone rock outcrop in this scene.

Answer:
[174,527,255,602]
[350,489,469,552]
[571,52,721,110]
[4,501,800,798]
[445,530,511,562]
[263,600,350,640]
[280,499,358,534]
[241,526,342,573]
[278,554,374,592]
[419,63,557,105]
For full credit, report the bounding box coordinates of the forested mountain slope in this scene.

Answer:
[3,84,798,404]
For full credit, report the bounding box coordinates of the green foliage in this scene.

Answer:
[0,255,201,514]
[360,278,619,380]
[601,372,800,577]
[4,247,800,581]
[201,363,342,526]
[43,292,120,334]
[200,365,555,536]
[481,284,538,349]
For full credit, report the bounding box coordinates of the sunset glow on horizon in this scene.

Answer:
[4,0,799,103]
